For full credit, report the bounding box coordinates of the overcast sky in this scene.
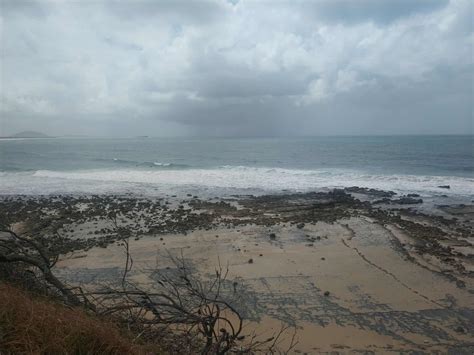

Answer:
[1,0,472,136]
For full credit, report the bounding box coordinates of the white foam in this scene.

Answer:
[5,166,468,196]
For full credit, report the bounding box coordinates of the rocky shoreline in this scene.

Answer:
[1,188,474,353]
[2,188,472,275]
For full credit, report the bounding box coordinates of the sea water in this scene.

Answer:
[0,135,472,198]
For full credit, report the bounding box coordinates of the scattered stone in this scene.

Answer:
[455,326,465,334]
[296,223,305,229]
[456,280,466,288]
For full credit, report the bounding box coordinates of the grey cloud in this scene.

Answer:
[192,69,309,98]
[0,0,472,137]
[300,0,450,25]
[103,0,230,24]
[103,37,143,51]
[0,0,48,17]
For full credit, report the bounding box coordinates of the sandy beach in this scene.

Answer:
[2,188,473,354]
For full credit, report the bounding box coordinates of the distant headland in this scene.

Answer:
[0,131,52,139]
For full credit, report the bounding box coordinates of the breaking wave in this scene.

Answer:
[0,166,471,196]
[95,158,190,168]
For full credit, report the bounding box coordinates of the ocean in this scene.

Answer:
[1,135,473,198]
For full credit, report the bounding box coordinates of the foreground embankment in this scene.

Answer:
[1,188,473,354]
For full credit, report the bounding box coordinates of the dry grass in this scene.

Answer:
[0,282,161,355]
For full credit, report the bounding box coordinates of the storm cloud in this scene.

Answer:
[1,0,472,136]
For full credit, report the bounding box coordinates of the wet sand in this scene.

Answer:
[2,189,473,353]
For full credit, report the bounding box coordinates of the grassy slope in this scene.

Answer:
[0,283,161,354]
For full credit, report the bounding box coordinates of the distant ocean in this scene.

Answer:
[1,135,473,199]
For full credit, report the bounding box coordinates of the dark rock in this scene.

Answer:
[455,326,465,333]
[372,197,391,204]
[407,193,420,197]
[248,258,253,264]
[323,291,330,297]
[344,186,396,198]
[438,185,450,189]
[391,197,423,205]
[456,280,466,288]
[269,233,276,240]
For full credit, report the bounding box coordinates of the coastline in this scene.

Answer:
[2,188,473,353]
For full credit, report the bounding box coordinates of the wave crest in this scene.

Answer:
[23,166,474,196]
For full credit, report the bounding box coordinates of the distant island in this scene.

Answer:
[1,131,52,139]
